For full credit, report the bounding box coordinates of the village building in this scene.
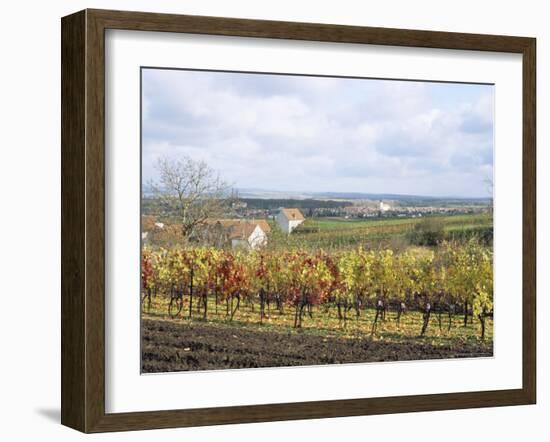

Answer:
[141,215,271,250]
[141,215,157,232]
[228,222,268,250]
[141,215,185,247]
[379,200,391,212]
[276,208,305,233]
[208,219,270,250]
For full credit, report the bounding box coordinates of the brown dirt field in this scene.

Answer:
[141,318,493,373]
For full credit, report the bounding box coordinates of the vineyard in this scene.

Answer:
[142,240,493,340]
[247,213,492,251]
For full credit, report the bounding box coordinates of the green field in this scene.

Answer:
[308,213,491,229]
[269,213,492,251]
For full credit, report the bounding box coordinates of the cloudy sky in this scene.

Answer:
[142,68,494,198]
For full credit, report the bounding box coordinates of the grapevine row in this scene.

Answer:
[141,241,493,338]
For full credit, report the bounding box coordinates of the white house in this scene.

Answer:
[379,201,391,212]
[276,208,305,233]
[226,221,268,250]
[205,219,270,249]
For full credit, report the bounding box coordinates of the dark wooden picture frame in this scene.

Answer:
[61,9,536,433]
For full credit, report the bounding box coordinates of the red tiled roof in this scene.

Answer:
[141,215,156,231]
[227,222,258,240]
[209,219,270,240]
[254,219,272,234]
[281,208,305,221]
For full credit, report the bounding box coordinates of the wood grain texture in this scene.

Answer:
[522,38,537,403]
[61,10,86,431]
[60,8,537,433]
[85,9,107,432]
[89,8,532,52]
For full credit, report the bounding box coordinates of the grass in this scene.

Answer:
[268,213,493,251]
[307,213,491,230]
[142,294,493,349]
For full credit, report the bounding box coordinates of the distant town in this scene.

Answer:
[229,197,491,221]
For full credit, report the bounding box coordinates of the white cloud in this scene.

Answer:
[142,69,494,197]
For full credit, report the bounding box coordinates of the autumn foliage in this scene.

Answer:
[142,241,493,337]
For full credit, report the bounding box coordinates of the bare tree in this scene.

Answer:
[150,155,234,240]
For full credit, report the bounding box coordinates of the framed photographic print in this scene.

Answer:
[61,9,536,433]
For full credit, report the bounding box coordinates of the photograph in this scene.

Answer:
[139,68,495,373]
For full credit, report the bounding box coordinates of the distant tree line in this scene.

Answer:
[239,198,353,210]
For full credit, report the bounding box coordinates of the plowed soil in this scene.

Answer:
[141,318,493,373]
